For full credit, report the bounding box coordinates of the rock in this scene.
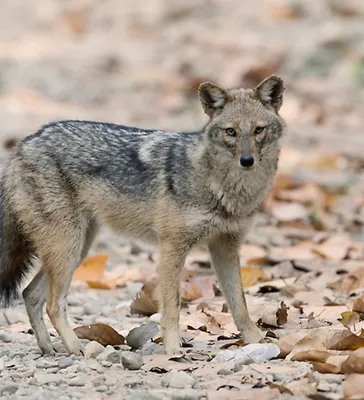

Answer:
[96,385,108,392]
[67,294,85,307]
[96,345,116,361]
[34,372,62,385]
[121,352,143,370]
[126,322,159,349]
[128,391,162,400]
[171,389,207,400]
[4,310,29,324]
[85,341,105,359]
[57,357,74,369]
[68,376,87,386]
[317,380,338,392]
[0,332,12,343]
[161,371,195,389]
[101,360,112,367]
[36,359,59,369]
[0,358,4,371]
[0,383,19,395]
[106,350,121,364]
[217,368,232,375]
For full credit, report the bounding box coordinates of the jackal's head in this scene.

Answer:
[199,76,285,169]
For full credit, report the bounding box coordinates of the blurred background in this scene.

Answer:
[0,0,363,261]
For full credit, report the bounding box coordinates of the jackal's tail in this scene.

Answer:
[0,180,34,307]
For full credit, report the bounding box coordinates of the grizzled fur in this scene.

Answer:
[0,75,285,356]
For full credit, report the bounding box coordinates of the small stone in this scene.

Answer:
[106,350,121,364]
[121,352,143,370]
[0,358,4,371]
[68,376,87,386]
[36,359,59,369]
[128,391,162,400]
[171,389,207,400]
[317,380,337,392]
[101,360,112,367]
[34,372,62,385]
[96,385,108,392]
[4,310,29,325]
[0,332,12,343]
[85,341,105,359]
[217,368,232,375]
[67,294,85,307]
[161,371,195,389]
[0,383,19,395]
[92,376,105,387]
[126,322,159,349]
[57,357,74,369]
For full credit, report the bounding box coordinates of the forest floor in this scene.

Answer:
[1,1,364,399]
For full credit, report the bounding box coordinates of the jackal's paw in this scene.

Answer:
[39,343,56,357]
[241,322,265,344]
[164,336,182,355]
[65,339,84,356]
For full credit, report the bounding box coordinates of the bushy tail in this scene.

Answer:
[0,180,34,307]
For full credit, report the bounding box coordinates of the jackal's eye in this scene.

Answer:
[226,128,236,137]
[254,126,265,134]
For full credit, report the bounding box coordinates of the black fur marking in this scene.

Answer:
[0,182,35,307]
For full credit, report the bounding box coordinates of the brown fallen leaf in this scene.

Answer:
[353,293,364,313]
[339,311,361,328]
[240,267,270,288]
[74,323,124,346]
[268,241,315,262]
[72,253,108,283]
[277,331,309,358]
[276,183,328,207]
[343,374,364,398]
[291,350,331,363]
[239,244,267,265]
[181,281,203,304]
[341,348,364,374]
[258,301,288,327]
[328,330,364,351]
[329,267,364,294]
[311,361,341,374]
[270,201,308,222]
[130,281,159,316]
[313,234,353,260]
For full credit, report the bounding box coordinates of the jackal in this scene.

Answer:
[0,75,285,355]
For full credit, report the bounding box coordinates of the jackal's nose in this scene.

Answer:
[240,155,255,168]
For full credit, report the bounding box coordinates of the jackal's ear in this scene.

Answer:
[199,82,230,117]
[252,75,284,113]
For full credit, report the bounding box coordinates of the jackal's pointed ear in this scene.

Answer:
[199,82,230,117]
[252,75,284,113]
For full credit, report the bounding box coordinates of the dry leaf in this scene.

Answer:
[342,348,364,374]
[268,241,315,262]
[353,293,364,313]
[339,311,361,328]
[311,361,341,374]
[72,253,108,282]
[277,331,309,358]
[328,330,364,351]
[74,323,124,346]
[291,350,330,363]
[239,244,267,265]
[344,374,364,398]
[240,267,270,288]
[130,281,159,316]
[181,281,203,304]
[276,183,328,207]
[329,267,364,294]
[313,235,353,260]
[271,201,308,222]
[258,301,288,327]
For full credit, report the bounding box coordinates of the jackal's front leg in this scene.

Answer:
[208,234,264,343]
[158,238,188,355]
